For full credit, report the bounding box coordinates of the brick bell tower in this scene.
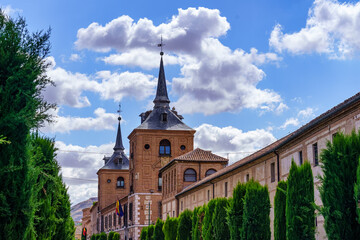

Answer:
[126,48,195,238]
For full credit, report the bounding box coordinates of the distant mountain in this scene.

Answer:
[71,197,98,222]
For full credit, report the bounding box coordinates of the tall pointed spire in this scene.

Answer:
[153,37,170,108]
[114,105,125,151]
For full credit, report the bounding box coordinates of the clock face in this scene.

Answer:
[107,179,111,183]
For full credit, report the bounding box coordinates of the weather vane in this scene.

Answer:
[157,35,165,56]
[117,103,122,121]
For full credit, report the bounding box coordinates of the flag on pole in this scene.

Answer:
[116,200,124,217]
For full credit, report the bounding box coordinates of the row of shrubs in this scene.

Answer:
[140,161,315,240]
[140,179,272,240]
[90,231,120,240]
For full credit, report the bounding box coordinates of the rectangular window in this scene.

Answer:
[246,174,249,182]
[299,151,303,165]
[113,213,116,227]
[313,143,319,166]
[207,190,210,201]
[118,213,121,227]
[271,162,275,183]
[124,204,128,227]
[105,216,108,229]
[101,215,104,232]
[181,201,183,211]
[225,182,228,197]
[173,211,175,217]
[129,203,133,221]
[109,214,112,228]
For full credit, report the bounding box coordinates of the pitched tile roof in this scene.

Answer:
[160,148,228,172]
[176,91,360,197]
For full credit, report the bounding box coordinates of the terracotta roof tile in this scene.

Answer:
[160,148,228,172]
[175,148,228,162]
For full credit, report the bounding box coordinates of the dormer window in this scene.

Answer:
[161,113,168,122]
[159,139,171,156]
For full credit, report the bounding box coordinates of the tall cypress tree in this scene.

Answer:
[177,209,193,240]
[274,180,287,240]
[227,182,246,240]
[153,218,165,240]
[213,198,230,240]
[192,207,200,240]
[242,180,270,240]
[202,199,216,240]
[319,131,360,239]
[163,217,178,240]
[286,161,315,240]
[0,10,54,239]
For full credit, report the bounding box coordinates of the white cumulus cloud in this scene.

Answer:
[280,117,300,129]
[44,57,157,107]
[75,7,284,115]
[41,107,119,134]
[194,123,276,164]
[56,141,115,204]
[270,0,360,59]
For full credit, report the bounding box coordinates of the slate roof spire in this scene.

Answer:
[113,106,125,151]
[153,38,170,109]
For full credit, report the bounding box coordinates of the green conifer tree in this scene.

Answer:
[286,161,314,240]
[242,180,270,240]
[147,225,155,240]
[202,199,216,240]
[140,227,148,240]
[194,206,205,240]
[177,209,193,240]
[108,231,115,240]
[227,182,246,240]
[274,180,287,240]
[0,9,54,239]
[213,198,230,240]
[319,131,360,239]
[112,232,120,240]
[153,218,165,240]
[192,207,200,240]
[163,217,178,240]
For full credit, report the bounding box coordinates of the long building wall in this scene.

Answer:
[177,96,360,240]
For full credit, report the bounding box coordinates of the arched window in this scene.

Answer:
[205,169,217,177]
[159,139,171,156]
[184,168,197,182]
[117,177,125,188]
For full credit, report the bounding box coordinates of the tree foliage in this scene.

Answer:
[319,131,360,239]
[192,207,200,240]
[147,225,155,240]
[112,232,120,240]
[286,161,315,240]
[163,217,178,240]
[194,206,205,240]
[274,180,287,240]
[0,9,55,239]
[108,231,115,240]
[355,158,360,224]
[140,227,148,240]
[177,209,193,240]
[202,199,216,240]
[242,180,270,240]
[153,218,165,240]
[213,198,230,240]
[227,182,246,240]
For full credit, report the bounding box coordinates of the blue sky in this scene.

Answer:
[3,0,360,204]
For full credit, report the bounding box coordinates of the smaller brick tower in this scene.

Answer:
[97,115,129,232]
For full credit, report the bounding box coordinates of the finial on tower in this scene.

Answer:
[117,103,122,121]
[157,35,165,56]
[114,103,125,151]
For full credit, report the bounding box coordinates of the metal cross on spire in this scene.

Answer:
[117,103,122,121]
[157,36,165,56]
